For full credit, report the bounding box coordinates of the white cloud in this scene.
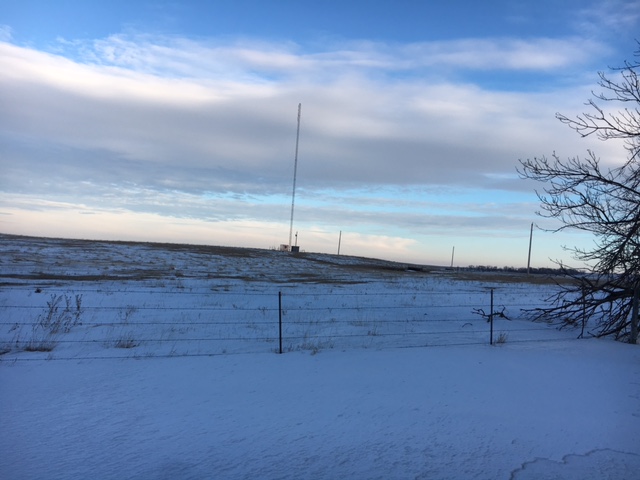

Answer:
[577,0,640,33]
[0,35,619,189]
[50,32,607,80]
[397,37,606,71]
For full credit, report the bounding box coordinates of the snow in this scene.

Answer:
[1,235,640,479]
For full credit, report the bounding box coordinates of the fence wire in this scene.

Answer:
[0,287,577,361]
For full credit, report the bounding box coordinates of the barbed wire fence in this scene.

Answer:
[0,285,577,361]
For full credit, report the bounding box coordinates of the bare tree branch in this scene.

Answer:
[517,44,640,341]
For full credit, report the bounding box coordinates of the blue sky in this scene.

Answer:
[1,1,639,267]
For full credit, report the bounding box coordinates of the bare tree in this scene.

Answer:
[518,44,640,341]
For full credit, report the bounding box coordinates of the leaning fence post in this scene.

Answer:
[489,288,494,345]
[278,291,283,354]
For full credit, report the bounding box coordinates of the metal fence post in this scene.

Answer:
[631,284,639,345]
[278,291,283,354]
[490,288,494,345]
[580,285,586,339]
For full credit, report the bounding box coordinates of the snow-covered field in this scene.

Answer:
[1,234,639,479]
[0,235,578,359]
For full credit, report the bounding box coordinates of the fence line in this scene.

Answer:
[0,286,577,361]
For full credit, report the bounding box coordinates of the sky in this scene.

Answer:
[1,0,639,267]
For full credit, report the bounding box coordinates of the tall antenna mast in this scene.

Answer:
[288,103,302,252]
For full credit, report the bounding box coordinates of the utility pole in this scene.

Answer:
[288,103,301,252]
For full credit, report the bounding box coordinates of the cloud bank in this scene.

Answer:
[0,31,627,264]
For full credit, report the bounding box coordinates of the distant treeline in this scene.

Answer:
[465,265,584,276]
